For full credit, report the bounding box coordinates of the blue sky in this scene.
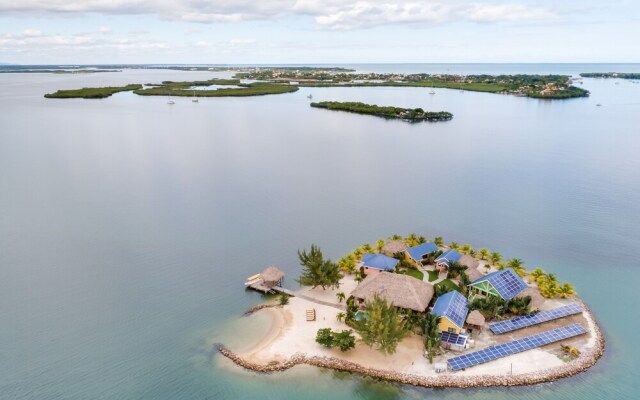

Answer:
[0,0,638,64]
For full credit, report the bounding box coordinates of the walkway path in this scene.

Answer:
[273,286,346,311]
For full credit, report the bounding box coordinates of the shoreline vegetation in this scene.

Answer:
[223,233,603,388]
[580,72,640,79]
[43,79,298,99]
[310,101,453,122]
[44,84,142,99]
[235,69,590,99]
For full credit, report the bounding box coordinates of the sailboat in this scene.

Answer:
[167,97,175,105]
[429,90,436,95]
[192,90,199,103]
[307,94,313,99]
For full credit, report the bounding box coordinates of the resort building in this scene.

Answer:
[459,254,483,281]
[431,290,469,334]
[465,310,485,333]
[245,265,285,293]
[351,272,434,312]
[381,240,407,256]
[361,253,399,275]
[405,242,439,264]
[468,268,528,300]
[516,287,545,310]
[435,249,462,271]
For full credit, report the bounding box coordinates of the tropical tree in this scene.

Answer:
[353,294,409,354]
[460,244,473,255]
[336,312,346,323]
[332,330,357,352]
[389,234,402,240]
[297,244,343,290]
[483,263,491,273]
[529,267,546,284]
[446,261,467,279]
[336,292,346,303]
[540,280,560,298]
[489,252,502,265]
[506,258,526,276]
[316,328,334,348]
[477,248,490,260]
[458,271,471,295]
[450,242,459,250]
[558,283,576,298]
[420,313,442,364]
[506,296,531,316]
[376,239,385,251]
[434,236,444,247]
[279,293,290,305]
[470,296,506,320]
[418,236,427,244]
[354,270,363,284]
[362,243,373,252]
[337,256,356,273]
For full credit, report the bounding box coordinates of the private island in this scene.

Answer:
[219,234,604,388]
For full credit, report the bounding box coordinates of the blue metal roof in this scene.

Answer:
[361,253,399,271]
[435,249,462,265]
[470,268,528,300]
[406,242,438,261]
[431,290,469,329]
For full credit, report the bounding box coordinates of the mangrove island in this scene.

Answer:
[310,101,453,122]
[44,84,143,99]
[221,234,604,389]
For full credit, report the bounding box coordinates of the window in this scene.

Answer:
[448,327,456,334]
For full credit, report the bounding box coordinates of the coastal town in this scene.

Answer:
[222,235,604,388]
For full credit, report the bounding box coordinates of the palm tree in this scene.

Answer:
[407,233,419,247]
[477,248,490,260]
[336,292,346,303]
[389,234,402,240]
[450,242,459,250]
[540,280,560,298]
[558,283,576,298]
[376,239,385,252]
[529,267,546,284]
[336,312,346,323]
[418,235,427,244]
[434,236,444,247]
[489,252,502,265]
[506,258,525,272]
[458,272,471,295]
[362,243,373,252]
[460,244,473,255]
[546,273,558,283]
[354,270,363,284]
[483,263,491,273]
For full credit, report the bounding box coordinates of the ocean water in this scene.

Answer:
[0,64,639,399]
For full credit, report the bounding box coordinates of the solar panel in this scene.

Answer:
[447,323,587,371]
[489,269,528,300]
[489,304,583,334]
[444,292,469,328]
[441,332,469,346]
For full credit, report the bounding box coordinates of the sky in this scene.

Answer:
[0,0,639,64]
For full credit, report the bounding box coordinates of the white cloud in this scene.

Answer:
[23,28,43,37]
[194,40,209,47]
[0,1,556,29]
[229,38,257,45]
[98,26,111,33]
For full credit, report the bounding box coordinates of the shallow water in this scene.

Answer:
[0,64,639,399]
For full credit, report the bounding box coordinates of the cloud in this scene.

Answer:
[98,26,111,33]
[23,28,43,37]
[0,1,556,29]
[229,38,257,45]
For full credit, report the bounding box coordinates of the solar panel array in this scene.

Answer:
[482,269,528,300]
[489,303,583,334]
[447,323,587,371]
[441,332,468,346]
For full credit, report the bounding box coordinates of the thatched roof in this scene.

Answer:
[459,254,480,270]
[466,310,485,326]
[260,265,284,284]
[382,240,407,255]
[516,287,545,309]
[351,272,434,312]
[465,266,483,282]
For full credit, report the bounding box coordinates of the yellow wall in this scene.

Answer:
[438,316,462,334]
[404,250,419,264]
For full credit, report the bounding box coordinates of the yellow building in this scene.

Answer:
[431,290,469,334]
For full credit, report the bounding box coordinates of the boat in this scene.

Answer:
[307,94,313,99]
[429,90,436,95]
[596,103,602,107]
[167,99,175,105]
[192,90,199,102]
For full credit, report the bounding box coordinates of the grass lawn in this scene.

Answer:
[427,270,439,282]
[434,279,460,294]
[398,269,424,280]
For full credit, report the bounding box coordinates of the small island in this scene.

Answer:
[44,84,142,99]
[580,72,640,79]
[310,101,453,122]
[44,79,298,99]
[219,234,604,389]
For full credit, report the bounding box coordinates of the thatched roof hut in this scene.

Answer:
[459,254,480,270]
[382,240,407,256]
[260,265,285,287]
[464,265,483,282]
[351,272,434,312]
[466,310,485,327]
[516,287,545,309]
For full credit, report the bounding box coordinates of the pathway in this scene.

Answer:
[272,286,346,311]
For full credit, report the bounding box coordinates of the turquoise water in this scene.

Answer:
[0,64,639,399]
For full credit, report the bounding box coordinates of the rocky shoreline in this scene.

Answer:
[218,301,604,388]
[243,303,280,316]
